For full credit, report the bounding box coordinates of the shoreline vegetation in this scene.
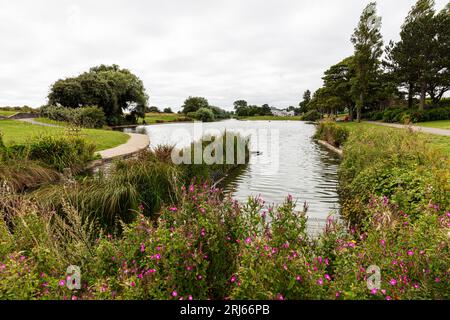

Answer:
[0,0,449,301]
[0,119,448,300]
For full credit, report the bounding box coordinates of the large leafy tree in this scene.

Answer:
[181,96,209,114]
[385,0,449,109]
[48,64,148,124]
[322,57,357,119]
[351,2,383,122]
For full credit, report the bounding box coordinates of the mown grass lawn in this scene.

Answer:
[338,121,450,157]
[0,120,129,151]
[0,110,18,117]
[415,120,450,130]
[238,115,303,121]
[139,112,189,124]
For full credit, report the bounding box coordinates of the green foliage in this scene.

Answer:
[338,127,449,226]
[179,132,250,183]
[1,135,95,173]
[181,97,209,114]
[234,103,273,117]
[27,136,96,172]
[48,64,148,125]
[1,182,449,300]
[367,106,450,123]
[301,110,322,122]
[40,105,106,128]
[314,121,349,148]
[351,2,384,121]
[31,151,180,231]
[189,107,215,122]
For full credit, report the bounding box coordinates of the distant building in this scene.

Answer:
[270,108,295,117]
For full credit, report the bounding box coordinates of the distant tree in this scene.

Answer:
[163,107,173,113]
[322,57,357,119]
[298,90,311,114]
[147,106,161,113]
[182,97,209,114]
[233,100,248,109]
[351,2,383,122]
[192,107,215,122]
[48,64,148,125]
[260,104,272,115]
[208,106,231,119]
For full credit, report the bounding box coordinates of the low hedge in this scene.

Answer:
[367,106,450,124]
[40,105,106,128]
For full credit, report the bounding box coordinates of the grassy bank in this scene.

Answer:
[139,112,191,124]
[416,120,450,130]
[0,120,448,300]
[0,111,18,117]
[0,120,129,151]
[329,121,450,226]
[338,122,450,157]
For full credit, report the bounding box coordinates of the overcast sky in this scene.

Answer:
[0,0,448,111]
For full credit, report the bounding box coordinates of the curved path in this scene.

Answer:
[98,133,149,159]
[367,121,450,137]
[16,117,60,127]
[16,118,150,161]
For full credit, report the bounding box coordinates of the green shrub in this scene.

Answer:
[338,128,449,226]
[301,110,322,122]
[40,105,106,128]
[28,135,96,172]
[314,121,349,148]
[1,184,449,300]
[191,108,215,122]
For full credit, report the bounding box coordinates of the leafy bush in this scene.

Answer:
[40,105,106,128]
[301,110,322,122]
[367,106,450,123]
[338,128,449,226]
[28,135,96,172]
[3,187,448,300]
[314,121,349,148]
[189,108,215,122]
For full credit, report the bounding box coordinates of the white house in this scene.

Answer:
[270,108,295,117]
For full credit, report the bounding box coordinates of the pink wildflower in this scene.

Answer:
[172,290,178,297]
[389,279,397,286]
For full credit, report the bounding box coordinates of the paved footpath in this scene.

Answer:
[367,121,450,137]
[17,118,150,160]
[17,118,60,127]
[98,133,149,160]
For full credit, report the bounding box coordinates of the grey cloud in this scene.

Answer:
[0,0,448,111]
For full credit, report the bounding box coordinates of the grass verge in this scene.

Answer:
[0,120,129,151]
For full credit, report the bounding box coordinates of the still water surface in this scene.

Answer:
[126,120,340,229]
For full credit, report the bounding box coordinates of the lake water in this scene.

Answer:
[125,120,340,230]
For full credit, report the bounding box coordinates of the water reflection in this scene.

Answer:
[125,120,341,229]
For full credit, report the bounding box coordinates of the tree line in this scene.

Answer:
[300,0,449,122]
